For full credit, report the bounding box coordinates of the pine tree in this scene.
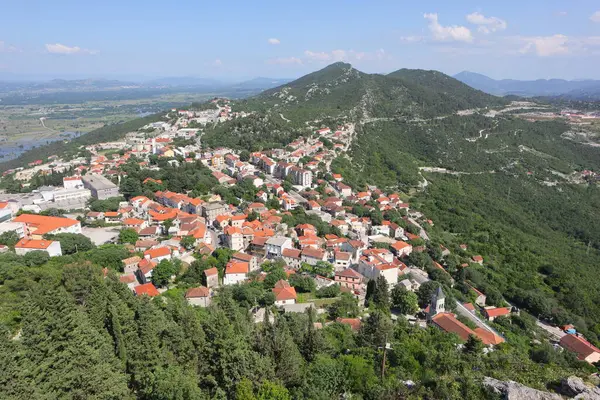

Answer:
[302,307,318,362]
[20,287,130,398]
[371,275,390,313]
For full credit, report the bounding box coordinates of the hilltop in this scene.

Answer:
[201,62,507,149]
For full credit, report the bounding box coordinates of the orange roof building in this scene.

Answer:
[560,334,600,363]
[134,283,160,297]
[431,312,504,346]
[224,261,249,285]
[272,280,297,304]
[13,214,81,238]
[144,247,171,260]
[14,238,62,257]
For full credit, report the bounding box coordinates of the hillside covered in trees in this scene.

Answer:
[0,252,592,399]
[201,63,507,150]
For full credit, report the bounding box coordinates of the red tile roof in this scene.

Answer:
[185,286,210,298]
[560,334,600,360]
[301,247,324,259]
[391,241,411,251]
[483,307,511,319]
[144,247,171,259]
[123,218,145,225]
[134,283,160,297]
[335,268,363,279]
[13,214,79,235]
[431,312,476,342]
[272,284,297,301]
[336,318,361,331]
[225,260,249,274]
[474,328,505,345]
[15,238,54,249]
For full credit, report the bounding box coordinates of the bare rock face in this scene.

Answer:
[483,377,562,400]
[560,376,600,399]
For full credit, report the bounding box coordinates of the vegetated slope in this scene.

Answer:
[388,69,506,110]
[333,110,600,338]
[201,62,507,150]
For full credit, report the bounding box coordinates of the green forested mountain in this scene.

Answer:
[202,62,507,150]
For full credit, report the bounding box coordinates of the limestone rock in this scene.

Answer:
[560,376,600,400]
[483,377,562,400]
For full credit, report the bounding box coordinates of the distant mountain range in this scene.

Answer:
[0,76,292,93]
[0,76,294,105]
[454,71,600,100]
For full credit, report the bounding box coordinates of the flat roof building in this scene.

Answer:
[82,174,120,200]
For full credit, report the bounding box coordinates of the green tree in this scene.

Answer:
[371,275,390,313]
[119,177,142,200]
[358,310,393,348]
[417,280,440,307]
[247,210,259,222]
[239,150,251,162]
[263,267,287,289]
[391,284,419,315]
[257,380,291,400]
[118,228,139,245]
[314,261,334,277]
[316,284,340,298]
[44,233,95,255]
[236,378,256,400]
[23,250,50,267]
[0,230,19,247]
[302,307,319,362]
[464,334,484,355]
[328,292,359,319]
[180,235,196,250]
[152,259,177,287]
[162,219,174,235]
[288,274,316,293]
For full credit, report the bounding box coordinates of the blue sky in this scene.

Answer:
[1,0,600,81]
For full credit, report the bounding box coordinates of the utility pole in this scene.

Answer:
[587,241,592,255]
[380,335,391,380]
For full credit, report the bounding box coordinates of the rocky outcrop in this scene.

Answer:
[483,377,562,400]
[483,376,600,400]
[560,376,600,399]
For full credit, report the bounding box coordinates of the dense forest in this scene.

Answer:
[0,249,592,399]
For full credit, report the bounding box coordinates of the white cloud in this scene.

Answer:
[424,13,473,43]
[304,50,332,61]
[303,49,387,63]
[400,35,424,43]
[331,49,347,61]
[267,57,302,65]
[213,58,222,66]
[466,12,507,34]
[0,41,20,53]
[268,38,281,45]
[555,11,568,17]
[519,34,570,56]
[591,11,600,23]
[45,43,96,55]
